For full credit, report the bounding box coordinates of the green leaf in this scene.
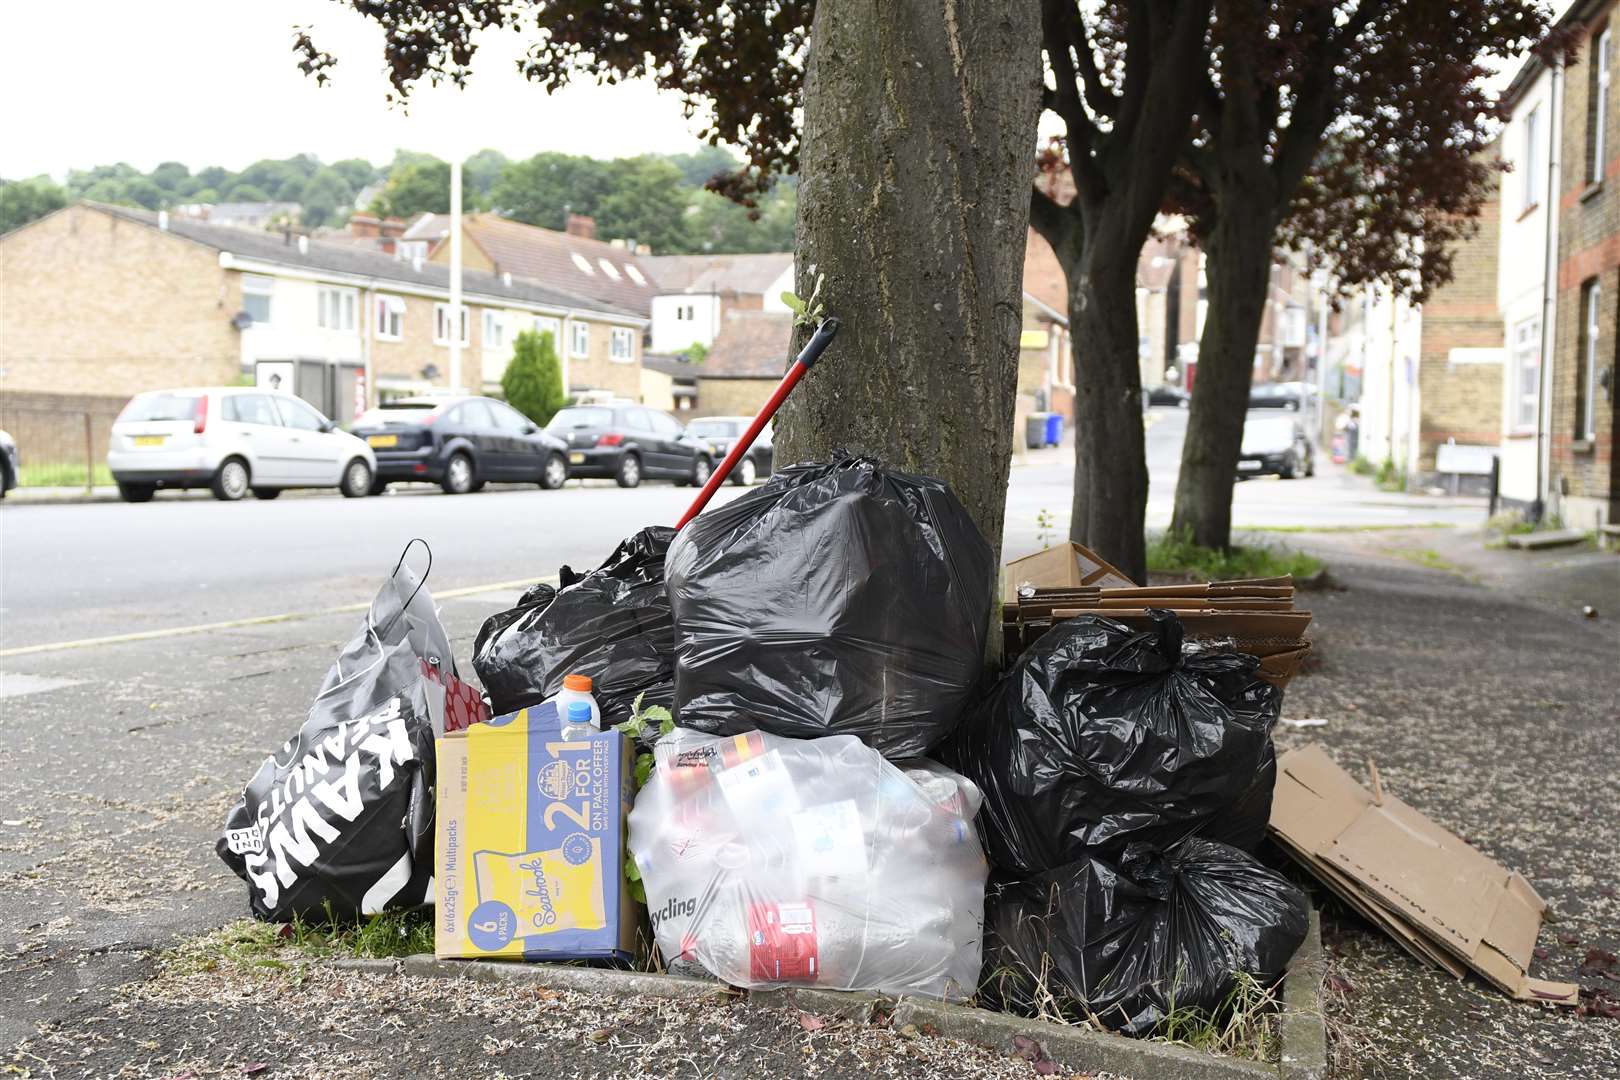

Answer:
[634,752,654,788]
[780,291,806,314]
[625,855,642,882]
[658,714,676,738]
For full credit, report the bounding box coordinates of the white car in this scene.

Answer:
[108,387,376,502]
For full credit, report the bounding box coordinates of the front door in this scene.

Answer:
[272,395,343,484]
[222,392,296,485]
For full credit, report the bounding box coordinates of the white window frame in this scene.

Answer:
[1523,105,1542,211]
[532,316,562,349]
[317,286,358,332]
[241,273,274,325]
[1594,28,1612,184]
[374,294,404,341]
[610,326,636,363]
[571,320,590,358]
[1512,316,1541,432]
[482,309,507,351]
[1582,281,1601,439]
[434,302,470,346]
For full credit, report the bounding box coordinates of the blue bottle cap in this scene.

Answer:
[566,701,594,723]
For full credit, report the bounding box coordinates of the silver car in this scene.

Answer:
[108,387,376,502]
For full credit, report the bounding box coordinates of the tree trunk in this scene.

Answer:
[778,0,1043,613]
[1066,241,1151,582]
[1169,197,1275,549]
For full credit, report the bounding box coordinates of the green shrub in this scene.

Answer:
[1146,531,1322,581]
[502,329,566,426]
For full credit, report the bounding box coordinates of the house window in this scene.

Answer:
[241,274,273,324]
[571,320,590,357]
[1512,316,1541,431]
[434,303,469,346]
[1590,28,1612,184]
[1578,280,1601,439]
[317,286,357,332]
[1523,105,1542,210]
[532,316,562,349]
[610,327,635,362]
[482,310,507,350]
[375,295,404,340]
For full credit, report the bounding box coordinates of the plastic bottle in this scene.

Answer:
[561,701,597,740]
[550,673,600,729]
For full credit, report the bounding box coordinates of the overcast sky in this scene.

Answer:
[1,0,712,180]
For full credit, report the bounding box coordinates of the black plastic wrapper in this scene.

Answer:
[473,526,676,723]
[665,455,994,759]
[982,838,1308,1035]
[946,610,1279,872]
[216,686,436,921]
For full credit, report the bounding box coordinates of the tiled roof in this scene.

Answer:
[409,213,658,316]
[89,203,643,321]
[640,252,793,296]
[703,311,797,378]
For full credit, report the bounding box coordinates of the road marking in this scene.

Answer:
[0,577,556,659]
[0,672,87,698]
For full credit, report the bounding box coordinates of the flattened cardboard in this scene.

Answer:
[1269,744,1578,1006]
[1004,542,1136,594]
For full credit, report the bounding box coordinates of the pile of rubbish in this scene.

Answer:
[236,441,1591,1034]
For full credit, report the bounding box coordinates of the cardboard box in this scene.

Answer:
[435,701,637,963]
[1269,744,1578,1005]
[1003,542,1136,595]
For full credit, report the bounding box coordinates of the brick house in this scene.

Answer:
[1492,0,1620,527]
[0,203,648,428]
[640,252,795,355]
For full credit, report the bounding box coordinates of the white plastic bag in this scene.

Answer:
[628,729,987,999]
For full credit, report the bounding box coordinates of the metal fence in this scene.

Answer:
[0,397,127,489]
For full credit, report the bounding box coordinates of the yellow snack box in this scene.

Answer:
[435,702,635,961]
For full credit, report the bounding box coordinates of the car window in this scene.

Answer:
[118,392,200,423]
[456,400,496,429]
[624,408,654,432]
[649,411,683,436]
[548,406,612,430]
[223,394,281,426]
[274,396,328,432]
[489,402,532,433]
[686,419,738,438]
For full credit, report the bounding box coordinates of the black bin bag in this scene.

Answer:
[665,455,994,759]
[982,838,1309,1035]
[473,526,676,723]
[947,609,1279,873]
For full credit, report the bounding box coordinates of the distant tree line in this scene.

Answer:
[0,145,795,254]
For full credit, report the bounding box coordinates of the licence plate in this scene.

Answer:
[1237,460,1262,471]
[568,452,586,465]
[367,435,398,448]
[133,435,167,448]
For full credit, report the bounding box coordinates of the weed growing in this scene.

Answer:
[1146,531,1322,581]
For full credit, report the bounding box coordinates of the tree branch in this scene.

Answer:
[1067,6,1119,121]
[1041,0,1107,196]
[1030,183,1080,260]
[1269,1,1385,208]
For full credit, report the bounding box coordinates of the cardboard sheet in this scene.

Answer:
[1269,744,1578,1005]
[1004,542,1136,593]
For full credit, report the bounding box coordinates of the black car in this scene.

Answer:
[1145,385,1190,408]
[351,396,570,495]
[1248,382,1311,411]
[0,429,17,498]
[684,416,774,485]
[1237,412,1315,479]
[546,403,716,488]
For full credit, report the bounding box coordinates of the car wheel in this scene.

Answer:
[252,487,282,500]
[340,458,372,498]
[469,479,487,494]
[731,456,757,486]
[212,458,249,501]
[615,453,642,488]
[691,455,713,488]
[442,452,475,495]
[1305,453,1316,477]
[539,453,568,490]
[117,481,156,503]
[369,477,389,496]
[1279,454,1297,480]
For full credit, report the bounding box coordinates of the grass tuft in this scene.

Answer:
[18,462,115,488]
[164,908,434,979]
[1146,531,1323,582]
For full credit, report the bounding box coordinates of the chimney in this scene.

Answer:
[565,213,597,241]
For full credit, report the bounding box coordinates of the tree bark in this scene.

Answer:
[1067,236,1151,582]
[1169,196,1275,548]
[778,0,1043,626]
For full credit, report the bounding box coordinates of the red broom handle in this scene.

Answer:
[676,317,840,529]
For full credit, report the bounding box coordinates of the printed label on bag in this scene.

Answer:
[223,823,263,855]
[791,800,868,882]
[714,748,801,818]
[747,900,818,982]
